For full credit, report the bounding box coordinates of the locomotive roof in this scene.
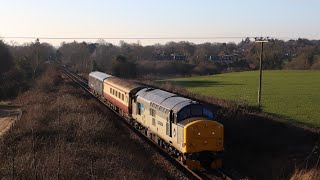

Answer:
[136,88,195,112]
[137,88,176,103]
[89,71,112,81]
[105,77,145,92]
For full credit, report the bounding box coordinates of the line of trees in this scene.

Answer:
[1,38,320,99]
[56,38,320,79]
[0,39,55,99]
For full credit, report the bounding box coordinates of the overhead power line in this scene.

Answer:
[1,36,270,40]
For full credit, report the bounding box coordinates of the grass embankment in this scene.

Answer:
[0,66,185,179]
[167,70,320,127]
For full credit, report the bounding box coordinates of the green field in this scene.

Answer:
[167,70,320,127]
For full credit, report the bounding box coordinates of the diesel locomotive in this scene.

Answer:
[88,71,224,170]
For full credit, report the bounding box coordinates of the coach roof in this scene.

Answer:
[105,77,145,92]
[89,71,112,81]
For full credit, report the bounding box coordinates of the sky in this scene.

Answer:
[0,0,320,46]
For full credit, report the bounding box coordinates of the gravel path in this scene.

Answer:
[0,106,20,137]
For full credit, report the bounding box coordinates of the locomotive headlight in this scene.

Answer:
[212,132,215,135]
[198,132,201,136]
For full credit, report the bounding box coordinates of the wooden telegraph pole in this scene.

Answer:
[255,37,269,110]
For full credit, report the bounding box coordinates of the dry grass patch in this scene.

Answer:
[0,67,185,179]
[290,169,320,180]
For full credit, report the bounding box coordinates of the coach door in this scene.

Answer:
[166,111,173,137]
[132,98,136,115]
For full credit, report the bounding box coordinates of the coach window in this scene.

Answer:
[122,94,124,101]
[137,102,141,115]
[150,108,156,117]
[110,88,112,93]
[137,102,144,115]
[140,103,144,113]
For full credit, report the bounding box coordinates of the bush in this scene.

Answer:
[285,57,311,70]
[137,60,195,78]
[290,169,320,180]
[37,66,62,92]
[192,63,218,75]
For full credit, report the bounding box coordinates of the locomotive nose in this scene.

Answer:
[183,120,224,153]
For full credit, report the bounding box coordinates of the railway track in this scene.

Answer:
[57,63,247,180]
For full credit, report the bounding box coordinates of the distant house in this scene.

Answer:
[155,53,187,61]
[208,55,235,64]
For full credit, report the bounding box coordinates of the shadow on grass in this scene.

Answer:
[263,111,320,129]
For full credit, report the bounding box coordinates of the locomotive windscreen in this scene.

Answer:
[177,104,214,122]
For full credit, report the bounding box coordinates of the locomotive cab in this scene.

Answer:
[175,105,224,169]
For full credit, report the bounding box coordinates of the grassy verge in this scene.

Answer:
[166,70,320,127]
[0,66,184,179]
